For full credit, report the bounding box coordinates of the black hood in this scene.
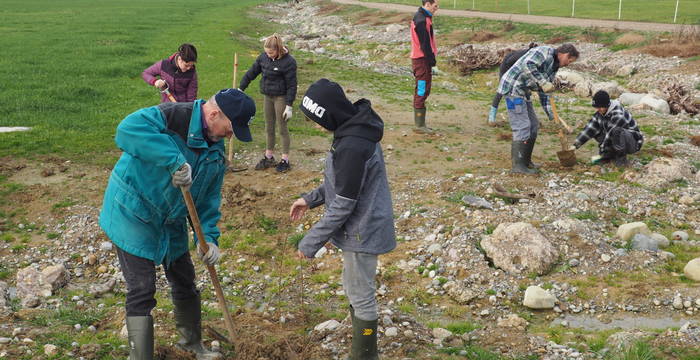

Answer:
[334,99,383,143]
[299,78,357,131]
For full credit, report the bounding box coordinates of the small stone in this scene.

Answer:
[672,231,689,242]
[87,254,97,266]
[99,242,113,252]
[631,233,658,251]
[432,327,453,340]
[74,324,82,331]
[385,327,399,337]
[0,337,11,344]
[314,320,341,332]
[673,295,684,309]
[211,340,220,352]
[44,344,58,356]
[96,266,108,274]
[523,286,556,309]
[88,325,96,332]
[568,259,580,267]
[683,300,692,308]
[601,254,612,263]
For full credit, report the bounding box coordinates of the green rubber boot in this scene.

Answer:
[350,310,378,360]
[511,141,538,174]
[126,316,154,360]
[173,296,222,360]
[413,108,434,134]
[524,135,541,170]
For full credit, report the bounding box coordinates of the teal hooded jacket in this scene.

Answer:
[99,100,225,265]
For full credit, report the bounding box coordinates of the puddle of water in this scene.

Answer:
[551,314,696,331]
[0,127,31,133]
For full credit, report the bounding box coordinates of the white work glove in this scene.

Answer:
[154,79,167,90]
[540,81,555,93]
[172,163,192,188]
[431,66,440,76]
[282,105,293,121]
[197,242,220,265]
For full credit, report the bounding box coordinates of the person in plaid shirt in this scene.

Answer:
[496,44,579,174]
[571,90,643,167]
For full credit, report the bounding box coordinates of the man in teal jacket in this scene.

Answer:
[99,89,255,360]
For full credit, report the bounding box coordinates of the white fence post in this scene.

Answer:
[618,0,622,20]
[674,0,680,23]
[527,0,530,15]
[571,0,575,17]
[472,0,475,10]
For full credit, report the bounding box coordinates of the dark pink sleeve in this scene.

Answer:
[142,60,162,86]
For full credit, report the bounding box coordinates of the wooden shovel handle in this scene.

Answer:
[180,188,236,341]
[550,97,573,134]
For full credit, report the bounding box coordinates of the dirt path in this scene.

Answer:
[332,0,689,32]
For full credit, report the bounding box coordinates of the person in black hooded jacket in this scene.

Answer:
[290,79,395,360]
[239,34,298,172]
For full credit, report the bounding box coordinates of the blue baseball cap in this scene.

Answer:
[215,88,255,142]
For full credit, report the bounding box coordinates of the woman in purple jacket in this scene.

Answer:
[142,43,198,103]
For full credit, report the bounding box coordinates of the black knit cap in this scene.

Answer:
[299,78,357,131]
[592,90,611,108]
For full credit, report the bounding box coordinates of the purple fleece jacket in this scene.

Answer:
[142,53,198,103]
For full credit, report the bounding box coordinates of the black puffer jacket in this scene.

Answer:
[239,50,298,106]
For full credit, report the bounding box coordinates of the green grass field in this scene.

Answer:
[0,0,291,165]
[364,0,700,24]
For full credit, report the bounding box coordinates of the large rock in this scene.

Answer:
[616,222,651,242]
[523,286,557,309]
[42,264,68,291]
[556,70,586,86]
[592,81,621,98]
[639,95,670,114]
[314,319,341,332]
[574,81,591,97]
[619,93,646,106]
[631,233,658,251]
[683,258,700,282]
[650,233,670,248]
[432,327,453,341]
[637,158,693,188]
[615,64,636,77]
[481,222,559,275]
[16,267,52,307]
[497,314,528,329]
[443,280,479,304]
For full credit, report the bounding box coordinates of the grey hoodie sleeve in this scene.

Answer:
[298,141,371,258]
[301,183,326,209]
[298,194,357,258]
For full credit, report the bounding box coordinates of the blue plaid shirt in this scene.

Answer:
[497,46,558,119]
[574,100,643,152]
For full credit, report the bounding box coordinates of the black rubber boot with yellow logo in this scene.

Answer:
[350,309,378,360]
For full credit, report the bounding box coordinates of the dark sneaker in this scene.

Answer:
[255,156,276,170]
[276,160,291,173]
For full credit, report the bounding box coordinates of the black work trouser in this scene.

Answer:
[598,127,640,158]
[116,246,199,316]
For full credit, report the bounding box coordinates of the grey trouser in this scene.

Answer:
[343,251,378,321]
[506,96,539,141]
[263,95,290,154]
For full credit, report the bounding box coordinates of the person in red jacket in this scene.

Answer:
[410,0,439,134]
[142,43,198,103]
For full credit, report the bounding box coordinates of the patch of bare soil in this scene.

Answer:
[471,31,499,42]
[639,40,700,58]
[614,32,646,45]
